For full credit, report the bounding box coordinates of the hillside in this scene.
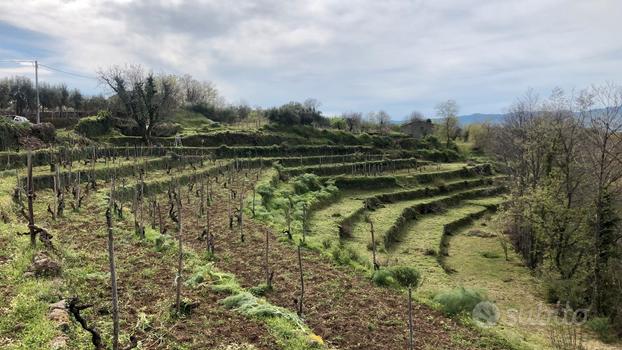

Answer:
[0,117,616,350]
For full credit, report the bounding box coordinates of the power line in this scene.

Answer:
[38,63,98,80]
[0,59,98,80]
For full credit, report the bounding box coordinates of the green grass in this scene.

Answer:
[445,215,552,349]
[347,189,500,260]
[169,110,216,134]
[391,162,469,175]
[0,226,59,349]
[188,260,324,349]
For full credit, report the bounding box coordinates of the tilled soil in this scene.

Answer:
[45,195,278,349]
[179,176,509,350]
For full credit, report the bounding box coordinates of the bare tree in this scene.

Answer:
[406,111,425,124]
[343,112,363,133]
[579,83,622,314]
[376,110,392,133]
[98,65,180,143]
[435,100,460,147]
[178,74,222,106]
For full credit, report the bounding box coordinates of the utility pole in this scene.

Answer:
[35,60,40,124]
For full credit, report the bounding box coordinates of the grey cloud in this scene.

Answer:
[0,0,621,118]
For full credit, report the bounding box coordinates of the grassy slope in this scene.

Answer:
[446,215,549,349]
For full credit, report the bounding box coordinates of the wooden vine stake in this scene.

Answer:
[284,196,293,240]
[264,229,273,290]
[297,244,304,317]
[301,203,308,243]
[174,183,183,316]
[251,187,256,218]
[408,286,414,350]
[26,151,36,248]
[199,175,206,217]
[366,215,379,270]
[239,187,245,242]
[50,163,58,220]
[106,178,120,350]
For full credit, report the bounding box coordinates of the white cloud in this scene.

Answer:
[1,0,621,118]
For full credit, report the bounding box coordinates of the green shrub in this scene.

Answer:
[151,122,181,137]
[257,184,275,207]
[75,111,111,137]
[371,266,421,288]
[372,269,398,287]
[331,245,359,266]
[30,122,56,142]
[389,266,421,288]
[249,283,272,297]
[0,117,29,149]
[292,174,322,194]
[586,317,617,343]
[544,278,589,308]
[480,251,500,259]
[433,287,488,316]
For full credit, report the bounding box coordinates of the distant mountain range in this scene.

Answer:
[428,113,505,126]
[429,107,620,126]
[454,113,505,125]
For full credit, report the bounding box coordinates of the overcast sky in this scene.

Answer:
[1,0,621,119]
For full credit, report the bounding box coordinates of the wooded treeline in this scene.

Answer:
[483,83,622,335]
[0,76,107,117]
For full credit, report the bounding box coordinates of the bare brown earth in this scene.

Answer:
[178,173,511,350]
[44,192,279,349]
[5,166,512,349]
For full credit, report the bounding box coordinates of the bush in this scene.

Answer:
[151,122,181,137]
[265,101,327,126]
[190,103,240,124]
[256,184,275,207]
[292,174,322,194]
[433,287,488,316]
[371,266,421,288]
[586,317,617,343]
[0,118,29,149]
[544,278,589,308]
[75,111,111,137]
[372,270,397,287]
[480,251,500,259]
[30,122,56,143]
[389,266,421,288]
[330,245,359,266]
[249,283,272,297]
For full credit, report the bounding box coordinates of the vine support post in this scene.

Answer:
[297,245,304,317]
[175,183,183,316]
[26,151,36,248]
[265,229,272,289]
[408,286,414,350]
[239,190,244,242]
[302,203,308,243]
[368,216,379,270]
[106,178,120,350]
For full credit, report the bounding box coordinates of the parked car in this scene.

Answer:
[3,115,31,124]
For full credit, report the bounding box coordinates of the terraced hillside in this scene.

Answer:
[0,138,520,350]
[248,152,619,350]
[0,133,613,350]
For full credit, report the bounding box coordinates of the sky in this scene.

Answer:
[1,0,621,119]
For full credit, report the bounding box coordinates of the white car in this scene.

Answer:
[12,116,31,124]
